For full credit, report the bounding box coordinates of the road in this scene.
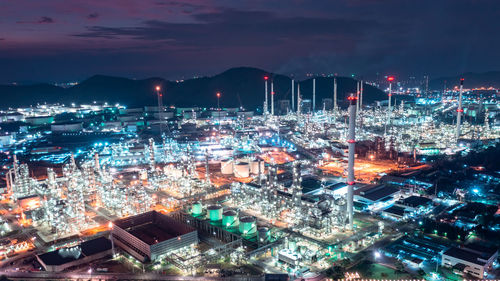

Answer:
[2,271,265,281]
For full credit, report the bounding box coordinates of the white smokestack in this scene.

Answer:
[333,77,338,112]
[385,80,393,135]
[297,84,301,115]
[291,79,295,112]
[264,77,268,114]
[312,78,316,112]
[356,81,360,112]
[271,81,274,116]
[346,94,357,229]
[360,80,363,111]
[456,78,464,141]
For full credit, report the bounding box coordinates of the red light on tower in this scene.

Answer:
[264,76,269,81]
[216,92,221,98]
[155,86,161,91]
[387,76,395,82]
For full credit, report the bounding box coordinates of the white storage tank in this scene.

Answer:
[250,160,265,175]
[234,162,250,178]
[220,159,233,175]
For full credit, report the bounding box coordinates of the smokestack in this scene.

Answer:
[271,81,275,116]
[94,153,100,172]
[312,78,316,112]
[297,84,301,115]
[205,151,210,183]
[333,77,338,112]
[385,78,393,135]
[346,94,357,229]
[291,79,295,112]
[360,80,363,111]
[264,77,268,114]
[456,78,464,141]
[356,81,360,112]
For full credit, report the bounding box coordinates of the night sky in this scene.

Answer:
[1,0,499,83]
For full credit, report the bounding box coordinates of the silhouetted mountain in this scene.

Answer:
[430,71,500,90]
[0,67,386,109]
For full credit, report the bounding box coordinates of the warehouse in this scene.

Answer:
[112,211,198,262]
[37,237,112,272]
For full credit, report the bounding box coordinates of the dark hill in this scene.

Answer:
[430,71,500,90]
[0,67,386,109]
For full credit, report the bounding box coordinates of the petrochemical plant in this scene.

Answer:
[0,76,498,281]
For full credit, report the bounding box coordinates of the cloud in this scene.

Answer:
[38,16,54,24]
[73,8,379,52]
[87,13,99,20]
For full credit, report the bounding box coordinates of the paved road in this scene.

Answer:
[2,271,266,281]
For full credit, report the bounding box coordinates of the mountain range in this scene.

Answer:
[430,71,500,90]
[0,67,386,110]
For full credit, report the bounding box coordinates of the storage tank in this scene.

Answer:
[222,210,239,228]
[239,216,257,237]
[234,162,250,178]
[250,160,265,175]
[191,202,203,216]
[258,227,270,243]
[207,205,223,221]
[220,159,233,175]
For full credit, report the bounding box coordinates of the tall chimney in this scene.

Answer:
[356,81,360,112]
[385,78,393,135]
[333,77,338,112]
[291,79,295,112]
[346,94,357,229]
[312,78,316,113]
[264,77,269,115]
[271,81,275,116]
[456,78,464,142]
[360,80,363,111]
[297,84,301,116]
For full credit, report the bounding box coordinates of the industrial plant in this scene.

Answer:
[0,74,498,281]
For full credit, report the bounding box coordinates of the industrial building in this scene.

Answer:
[36,237,112,272]
[112,211,198,261]
[353,184,400,211]
[442,244,498,278]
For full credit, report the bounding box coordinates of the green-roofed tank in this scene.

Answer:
[207,205,223,221]
[191,202,203,216]
[239,216,257,237]
[222,210,239,228]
